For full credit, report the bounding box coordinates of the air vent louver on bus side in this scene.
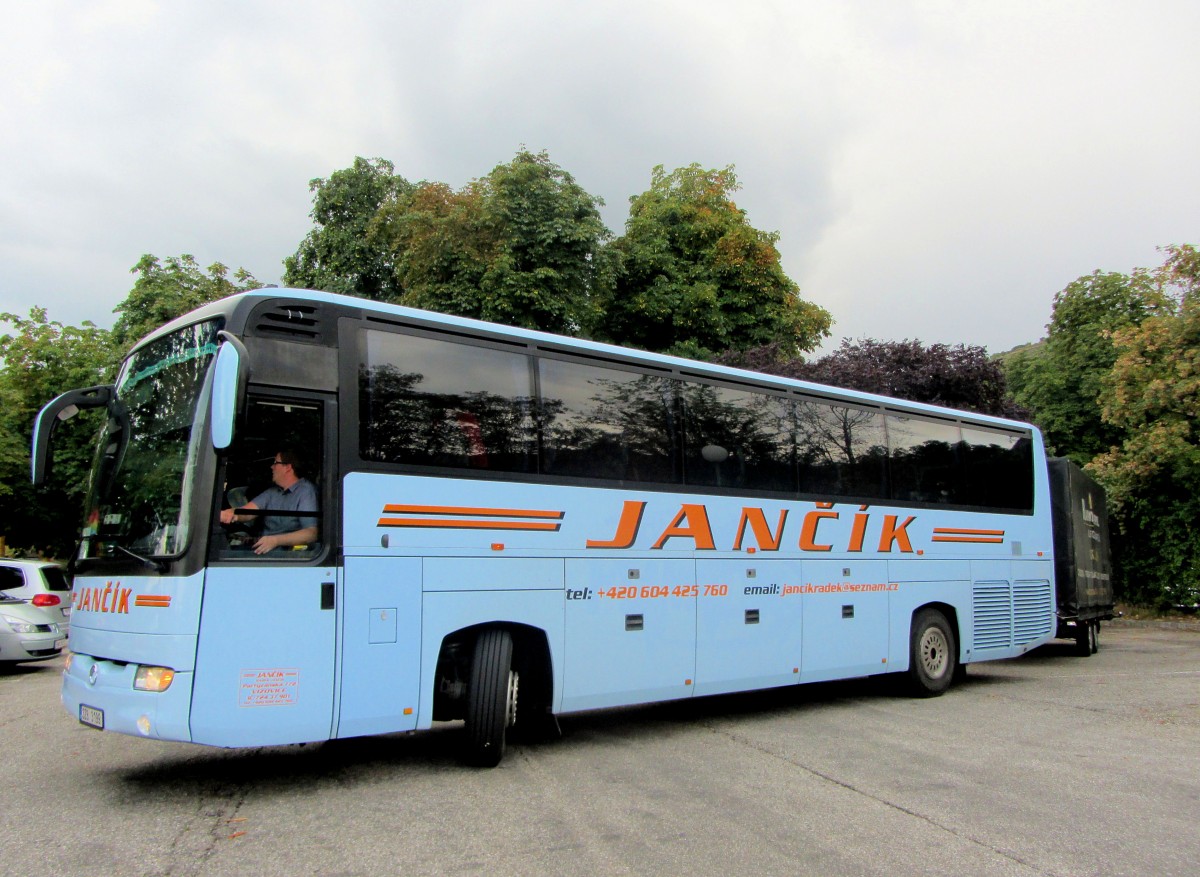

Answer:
[253,303,324,342]
[972,582,1013,650]
[1013,580,1054,644]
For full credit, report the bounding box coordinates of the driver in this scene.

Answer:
[220,449,318,554]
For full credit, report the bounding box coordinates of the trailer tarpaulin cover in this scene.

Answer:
[1049,458,1114,620]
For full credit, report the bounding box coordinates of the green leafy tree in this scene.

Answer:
[374,149,612,334]
[112,254,262,350]
[1003,270,1167,463]
[0,309,114,556]
[1089,245,1200,606]
[597,164,831,360]
[283,157,413,300]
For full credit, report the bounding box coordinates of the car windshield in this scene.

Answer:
[81,319,223,559]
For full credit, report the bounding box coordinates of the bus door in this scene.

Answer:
[191,566,337,746]
[191,395,337,747]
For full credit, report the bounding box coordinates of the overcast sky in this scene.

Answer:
[3,0,1198,355]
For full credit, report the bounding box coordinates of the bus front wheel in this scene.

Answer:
[907,609,956,697]
[464,629,517,767]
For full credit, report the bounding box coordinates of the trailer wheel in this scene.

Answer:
[907,609,956,697]
[1074,621,1094,657]
[464,629,516,767]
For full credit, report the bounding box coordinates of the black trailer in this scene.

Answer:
[1049,458,1115,655]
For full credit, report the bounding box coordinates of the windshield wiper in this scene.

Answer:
[114,545,167,574]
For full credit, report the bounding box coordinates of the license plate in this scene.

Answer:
[80,704,104,730]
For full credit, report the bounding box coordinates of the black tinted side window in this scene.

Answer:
[960,427,1034,511]
[360,330,536,473]
[682,384,797,494]
[796,400,888,499]
[887,415,962,505]
[538,359,681,484]
[0,567,25,590]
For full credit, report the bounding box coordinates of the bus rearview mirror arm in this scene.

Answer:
[31,385,114,485]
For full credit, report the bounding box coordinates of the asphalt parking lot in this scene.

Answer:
[1,624,1197,877]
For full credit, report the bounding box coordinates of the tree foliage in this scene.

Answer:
[112,254,262,350]
[282,157,412,300]
[0,253,260,557]
[720,338,1021,419]
[1088,245,1200,606]
[0,309,113,556]
[372,149,612,334]
[596,164,831,360]
[1002,269,1167,463]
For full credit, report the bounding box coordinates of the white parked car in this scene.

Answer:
[0,590,66,664]
[0,559,72,636]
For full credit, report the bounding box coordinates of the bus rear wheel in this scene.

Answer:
[907,609,956,697]
[464,629,517,767]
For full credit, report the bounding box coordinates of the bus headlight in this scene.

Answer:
[133,666,175,692]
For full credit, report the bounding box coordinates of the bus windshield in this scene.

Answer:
[81,319,223,559]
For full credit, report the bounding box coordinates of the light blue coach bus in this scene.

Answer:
[34,290,1055,766]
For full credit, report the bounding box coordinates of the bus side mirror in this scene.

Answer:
[31,385,114,485]
[210,334,249,450]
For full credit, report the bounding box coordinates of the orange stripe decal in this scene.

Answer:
[931,527,1005,544]
[378,504,565,532]
[134,595,172,607]
[381,505,564,519]
[378,519,562,531]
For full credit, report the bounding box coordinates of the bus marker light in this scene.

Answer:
[404,708,413,715]
[491,543,504,551]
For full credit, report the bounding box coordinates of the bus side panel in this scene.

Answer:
[416,587,566,731]
[560,558,696,713]
[336,556,422,739]
[801,560,890,683]
[694,559,802,697]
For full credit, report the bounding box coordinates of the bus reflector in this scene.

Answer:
[491,543,504,551]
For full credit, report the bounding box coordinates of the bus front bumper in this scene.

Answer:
[63,653,193,743]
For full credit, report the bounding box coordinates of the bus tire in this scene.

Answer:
[907,609,956,697]
[464,628,516,767]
